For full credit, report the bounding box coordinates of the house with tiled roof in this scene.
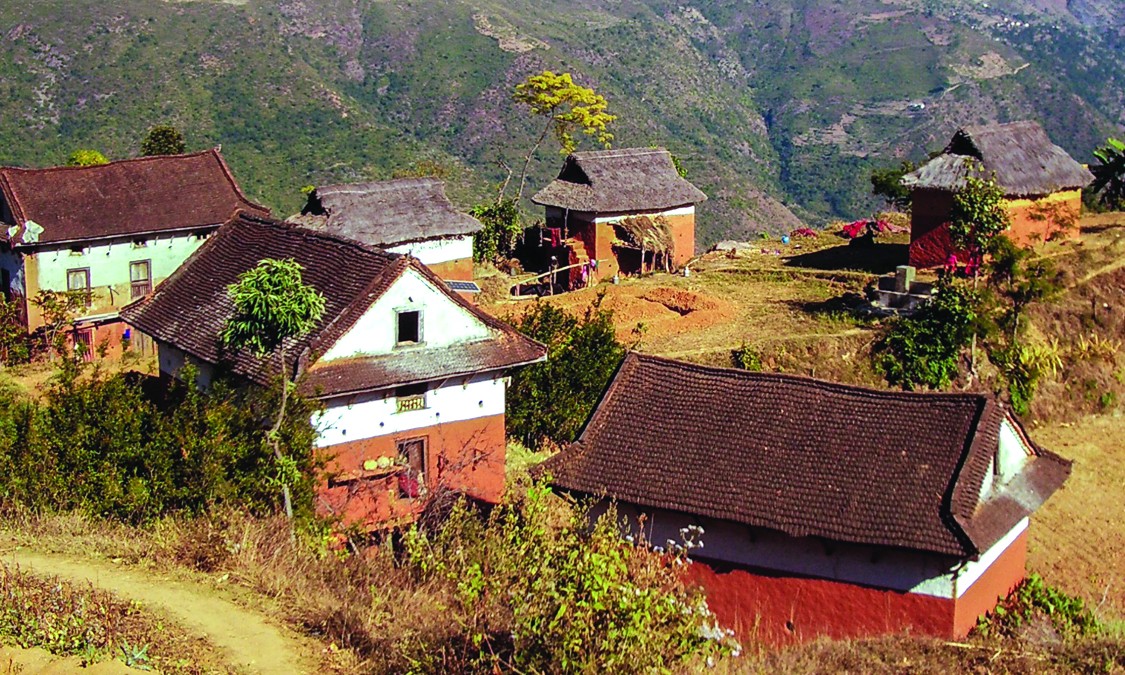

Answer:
[0,149,268,358]
[532,148,705,286]
[292,178,481,287]
[542,353,1070,644]
[122,211,546,529]
[902,121,1094,268]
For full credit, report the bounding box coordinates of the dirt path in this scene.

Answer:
[0,545,312,675]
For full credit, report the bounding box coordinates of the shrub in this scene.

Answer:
[400,484,735,673]
[507,298,626,450]
[731,343,763,371]
[0,362,318,523]
[978,573,1101,639]
[875,279,981,390]
[471,199,523,264]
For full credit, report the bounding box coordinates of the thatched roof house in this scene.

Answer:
[543,352,1070,644]
[532,148,706,213]
[902,121,1093,197]
[293,177,482,281]
[903,121,1094,268]
[531,148,706,281]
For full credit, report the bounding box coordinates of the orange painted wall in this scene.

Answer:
[663,212,696,268]
[426,257,474,282]
[1004,191,1082,247]
[685,561,954,646]
[316,413,506,529]
[909,189,959,268]
[953,530,1028,636]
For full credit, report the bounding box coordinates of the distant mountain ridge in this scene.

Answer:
[0,0,1121,247]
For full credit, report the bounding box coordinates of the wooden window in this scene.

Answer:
[66,268,92,307]
[396,437,427,499]
[75,328,94,363]
[131,239,147,249]
[396,309,421,345]
[395,383,427,413]
[129,260,152,299]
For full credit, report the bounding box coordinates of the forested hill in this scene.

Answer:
[1,0,1122,247]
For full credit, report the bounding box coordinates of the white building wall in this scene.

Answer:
[997,419,1031,481]
[320,267,491,361]
[605,504,1029,600]
[157,343,215,389]
[593,204,695,223]
[0,250,24,298]
[35,232,208,294]
[387,235,473,268]
[314,373,506,448]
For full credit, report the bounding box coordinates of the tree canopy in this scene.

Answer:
[140,124,187,157]
[1090,137,1125,211]
[66,149,108,167]
[511,71,616,200]
[869,160,916,211]
[221,259,325,358]
[949,165,1010,266]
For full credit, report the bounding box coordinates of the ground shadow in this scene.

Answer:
[785,243,908,275]
[783,293,873,323]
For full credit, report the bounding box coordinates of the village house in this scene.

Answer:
[542,353,1071,645]
[903,121,1094,268]
[531,148,706,286]
[122,211,546,529]
[293,178,481,290]
[0,149,268,358]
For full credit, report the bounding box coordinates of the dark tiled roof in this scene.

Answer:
[0,149,269,246]
[532,148,707,213]
[542,353,1070,558]
[902,121,1094,197]
[122,212,545,396]
[291,177,481,247]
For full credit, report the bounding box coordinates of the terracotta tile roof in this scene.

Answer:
[121,212,545,397]
[290,177,482,247]
[542,353,1070,558]
[0,149,269,246]
[532,147,707,213]
[902,121,1094,197]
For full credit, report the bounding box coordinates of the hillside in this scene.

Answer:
[0,0,1122,247]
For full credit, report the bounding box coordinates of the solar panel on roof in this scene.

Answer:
[446,280,481,293]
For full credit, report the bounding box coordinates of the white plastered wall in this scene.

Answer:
[387,235,473,268]
[603,504,1029,600]
[157,343,215,389]
[314,373,506,447]
[593,204,695,223]
[319,266,491,361]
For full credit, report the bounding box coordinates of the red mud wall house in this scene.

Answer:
[543,353,1071,646]
[122,213,546,531]
[533,147,706,282]
[905,121,1093,269]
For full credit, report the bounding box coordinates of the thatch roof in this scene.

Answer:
[902,121,1093,197]
[614,215,674,257]
[291,177,481,247]
[532,148,706,213]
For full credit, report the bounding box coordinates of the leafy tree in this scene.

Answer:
[140,125,187,156]
[949,166,1010,274]
[471,199,523,263]
[221,258,325,520]
[0,298,29,365]
[870,160,916,211]
[507,298,626,450]
[31,290,91,359]
[1089,137,1125,211]
[66,149,108,167]
[511,71,616,201]
[875,278,981,390]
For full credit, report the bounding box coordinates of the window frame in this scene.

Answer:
[129,259,153,300]
[395,308,423,346]
[396,436,428,499]
[66,267,92,307]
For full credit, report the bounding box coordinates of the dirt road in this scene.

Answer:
[0,545,313,674]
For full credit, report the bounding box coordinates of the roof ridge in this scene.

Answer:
[318,176,441,193]
[629,351,994,404]
[572,147,668,159]
[0,147,224,175]
[247,211,401,261]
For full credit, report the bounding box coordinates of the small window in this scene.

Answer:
[396,437,427,499]
[69,245,87,256]
[193,230,211,241]
[129,260,152,299]
[395,383,427,413]
[131,239,148,249]
[396,309,421,345]
[66,268,91,307]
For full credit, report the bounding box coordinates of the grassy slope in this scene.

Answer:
[1,0,1122,245]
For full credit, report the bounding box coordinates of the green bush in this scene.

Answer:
[977,573,1101,639]
[731,343,763,371]
[507,298,626,450]
[400,483,735,673]
[875,279,981,390]
[0,362,318,523]
[471,199,522,264]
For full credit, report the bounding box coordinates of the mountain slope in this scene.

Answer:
[0,0,1121,247]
